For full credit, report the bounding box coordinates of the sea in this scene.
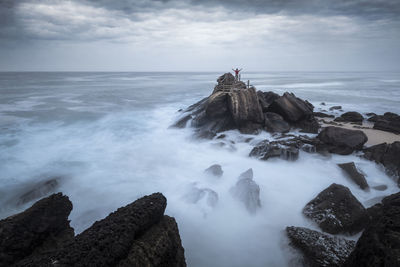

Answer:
[0,71,399,266]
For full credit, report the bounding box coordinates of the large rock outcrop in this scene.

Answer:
[317,126,368,155]
[363,141,400,182]
[303,184,367,235]
[372,112,400,134]
[286,226,355,267]
[343,192,400,267]
[3,193,186,267]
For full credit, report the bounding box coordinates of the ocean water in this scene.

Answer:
[0,72,399,266]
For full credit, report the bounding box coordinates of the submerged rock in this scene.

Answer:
[0,193,74,266]
[204,164,223,177]
[343,192,400,267]
[334,112,364,124]
[329,106,342,111]
[317,126,368,155]
[7,193,186,267]
[303,183,367,235]
[184,185,219,207]
[286,226,355,267]
[338,162,369,190]
[363,141,400,182]
[230,168,261,214]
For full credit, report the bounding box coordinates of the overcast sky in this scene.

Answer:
[0,0,399,71]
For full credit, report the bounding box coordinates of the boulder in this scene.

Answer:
[286,226,355,267]
[204,164,223,177]
[317,126,368,155]
[293,116,320,133]
[13,193,187,267]
[249,140,299,161]
[329,106,342,111]
[230,169,261,214]
[313,112,334,118]
[227,87,264,134]
[334,112,364,124]
[267,92,313,122]
[264,112,290,133]
[363,141,400,181]
[338,162,369,190]
[257,91,280,112]
[303,183,367,235]
[343,192,400,267]
[0,193,74,266]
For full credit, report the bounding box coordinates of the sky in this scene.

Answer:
[0,0,399,71]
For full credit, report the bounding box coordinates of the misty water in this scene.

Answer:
[1,72,400,266]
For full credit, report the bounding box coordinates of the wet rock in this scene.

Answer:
[286,226,355,267]
[317,126,368,155]
[267,92,313,122]
[365,112,376,117]
[313,112,334,118]
[15,193,186,267]
[363,141,400,181]
[171,114,192,128]
[257,91,280,112]
[184,185,219,207]
[293,116,320,133]
[343,192,400,267]
[329,106,342,111]
[0,193,74,266]
[249,140,299,161]
[334,112,364,124]
[264,112,290,133]
[372,184,387,191]
[230,168,261,214]
[204,164,223,177]
[17,178,60,205]
[338,162,369,190]
[373,112,400,134]
[320,102,326,106]
[303,183,367,235]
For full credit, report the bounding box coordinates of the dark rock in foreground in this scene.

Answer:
[286,226,355,267]
[343,192,400,267]
[338,162,369,190]
[230,168,261,214]
[334,111,364,124]
[204,164,223,177]
[0,193,74,266]
[303,183,367,235]
[4,193,186,267]
[363,141,400,182]
[317,126,368,155]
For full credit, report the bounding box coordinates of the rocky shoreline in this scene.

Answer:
[1,73,399,266]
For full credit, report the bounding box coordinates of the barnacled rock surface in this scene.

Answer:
[4,193,186,267]
[303,183,367,235]
[230,168,261,214]
[317,126,368,155]
[343,192,400,267]
[286,226,355,267]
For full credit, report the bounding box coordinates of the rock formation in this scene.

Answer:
[303,183,367,235]
[249,140,299,161]
[372,112,400,134]
[286,226,355,267]
[334,111,364,124]
[204,164,223,177]
[338,162,369,190]
[230,168,261,214]
[1,193,186,267]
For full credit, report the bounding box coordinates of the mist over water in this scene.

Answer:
[0,72,399,266]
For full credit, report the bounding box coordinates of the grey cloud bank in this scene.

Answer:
[0,0,399,71]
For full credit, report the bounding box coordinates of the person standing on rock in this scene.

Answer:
[232,68,242,81]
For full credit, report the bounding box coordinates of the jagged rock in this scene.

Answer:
[227,87,264,134]
[317,126,368,155]
[184,185,219,207]
[249,140,299,161]
[313,112,334,118]
[117,216,186,267]
[0,193,74,266]
[204,164,223,177]
[230,169,261,214]
[363,141,400,181]
[257,91,280,112]
[329,106,342,111]
[172,114,192,128]
[267,92,313,122]
[343,192,400,267]
[212,73,246,93]
[338,162,369,190]
[303,183,367,235]
[264,112,290,133]
[334,112,364,124]
[286,226,355,267]
[15,193,186,267]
